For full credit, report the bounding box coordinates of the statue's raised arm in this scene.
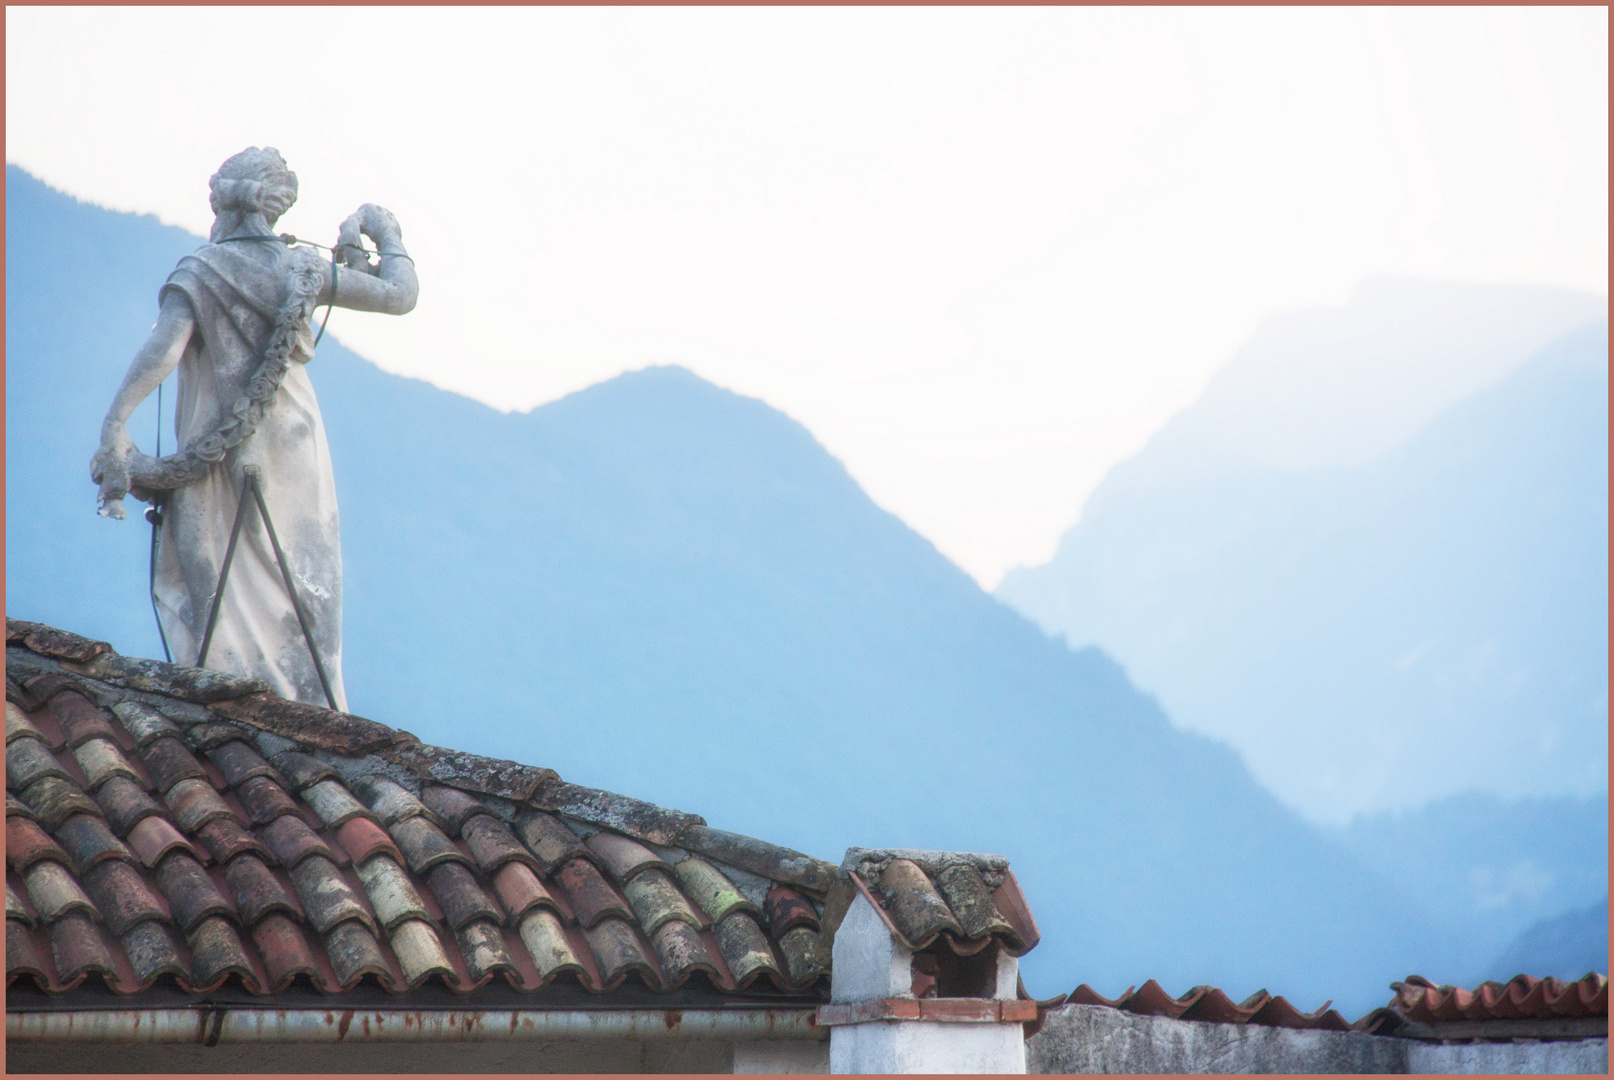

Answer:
[88,147,418,712]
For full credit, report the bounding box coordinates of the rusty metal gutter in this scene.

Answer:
[7,1007,827,1044]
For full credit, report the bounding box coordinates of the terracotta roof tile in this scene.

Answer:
[186,915,257,991]
[934,863,1014,940]
[268,750,338,792]
[1066,980,1353,1033]
[153,852,235,931]
[6,790,39,822]
[7,918,51,983]
[582,916,657,988]
[389,917,456,987]
[19,775,99,831]
[7,815,69,873]
[7,883,35,926]
[871,858,962,945]
[1390,973,1609,1023]
[221,854,300,925]
[455,919,515,983]
[48,911,116,983]
[336,816,403,866]
[490,862,558,921]
[623,868,703,934]
[516,908,585,980]
[205,739,278,787]
[322,918,392,988]
[164,777,238,833]
[139,737,207,793]
[53,813,133,873]
[71,738,142,790]
[6,701,45,745]
[302,778,375,828]
[211,694,405,757]
[419,784,493,835]
[108,701,181,748]
[777,925,829,985]
[354,855,432,930]
[765,885,820,935]
[7,621,112,664]
[196,817,274,865]
[713,911,782,987]
[249,911,323,991]
[8,735,72,789]
[842,849,1037,957]
[380,743,551,804]
[45,688,120,747]
[25,860,99,923]
[460,813,537,875]
[260,812,340,868]
[286,855,375,934]
[586,832,670,884]
[650,918,716,986]
[514,810,590,872]
[354,775,441,827]
[234,775,301,826]
[426,861,503,929]
[389,815,471,875]
[127,815,203,868]
[554,857,633,928]
[92,776,164,837]
[119,919,186,986]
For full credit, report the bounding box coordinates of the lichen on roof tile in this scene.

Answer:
[205,739,278,787]
[269,750,339,792]
[6,701,45,744]
[426,862,503,930]
[649,918,715,986]
[7,882,34,925]
[221,853,300,925]
[586,832,670,884]
[211,694,402,756]
[92,776,164,837]
[537,781,700,848]
[869,858,963,947]
[420,784,494,835]
[713,911,781,988]
[187,914,256,990]
[25,860,98,923]
[390,917,455,986]
[679,826,838,895]
[140,737,207,793]
[164,777,237,834]
[323,918,392,988]
[674,857,760,923]
[234,775,301,826]
[389,815,470,875]
[8,736,71,789]
[109,701,181,748]
[72,738,141,790]
[121,919,186,986]
[154,852,236,931]
[455,919,514,982]
[301,778,373,828]
[53,813,131,873]
[461,814,538,875]
[934,862,1014,940]
[196,817,273,864]
[517,908,584,981]
[353,775,436,826]
[7,919,50,983]
[514,810,590,872]
[355,855,433,930]
[764,885,820,935]
[46,689,120,747]
[287,855,374,934]
[777,925,828,985]
[623,869,702,934]
[20,776,99,831]
[583,916,657,988]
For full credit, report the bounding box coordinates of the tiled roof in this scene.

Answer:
[1063,980,1354,1032]
[5,618,1036,1006]
[1387,973,1609,1023]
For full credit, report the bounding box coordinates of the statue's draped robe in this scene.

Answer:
[153,242,347,711]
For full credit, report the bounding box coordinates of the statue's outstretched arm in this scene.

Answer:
[324,203,419,316]
[91,292,196,517]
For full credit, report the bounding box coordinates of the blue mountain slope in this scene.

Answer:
[7,165,1449,1013]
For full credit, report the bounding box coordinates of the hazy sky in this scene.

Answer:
[7,7,1606,586]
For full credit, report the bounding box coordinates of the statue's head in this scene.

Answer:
[208,147,299,240]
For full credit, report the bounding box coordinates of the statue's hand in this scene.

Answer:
[358,203,402,247]
[91,428,135,519]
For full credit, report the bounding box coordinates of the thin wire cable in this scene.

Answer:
[147,380,174,662]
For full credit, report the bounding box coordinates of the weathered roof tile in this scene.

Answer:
[45,688,120,747]
[7,917,51,983]
[680,825,838,895]
[6,701,46,744]
[287,855,374,935]
[302,779,373,828]
[623,868,703,934]
[210,694,404,756]
[582,916,657,988]
[164,777,238,833]
[48,911,116,982]
[777,925,828,986]
[650,918,716,986]
[491,862,559,921]
[7,620,111,664]
[184,722,253,753]
[554,857,633,928]
[714,911,781,987]
[260,813,341,869]
[389,815,471,875]
[8,736,71,789]
[8,814,69,873]
[235,775,301,826]
[187,915,256,991]
[8,882,35,926]
[419,784,493,835]
[870,858,963,947]
[537,781,699,848]
[586,832,669,884]
[92,775,164,837]
[516,908,584,980]
[53,813,133,873]
[7,790,39,821]
[379,743,551,804]
[25,860,99,923]
[461,814,539,875]
[390,917,455,986]
[426,861,503,929]
[249,911,322,991]
[268,750,338,792]
[322,918,392,988]
[74,651,268,704]
[221,854,300,925]
[353,775,439,827]
[354,855,432,930]
[336,817,404,867]
[205,739,278,787]
[514,811,589,873]
[120,919,186,986]
[127,815,203,868]
[140,737,207,793]
[154,852,236,931]
[764,885,820,935]
[196,817,274,865]
[72,738,142,790]
[455,919,515,982]
[934,862,1013,940]
[19,775,99,831]
[674,857,760,923]
[109,701,181,748]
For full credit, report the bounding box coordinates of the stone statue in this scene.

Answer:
[90,147,418,712]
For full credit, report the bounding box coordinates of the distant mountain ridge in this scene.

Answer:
[7,164,1585,1013]
[999,285,1608,825]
